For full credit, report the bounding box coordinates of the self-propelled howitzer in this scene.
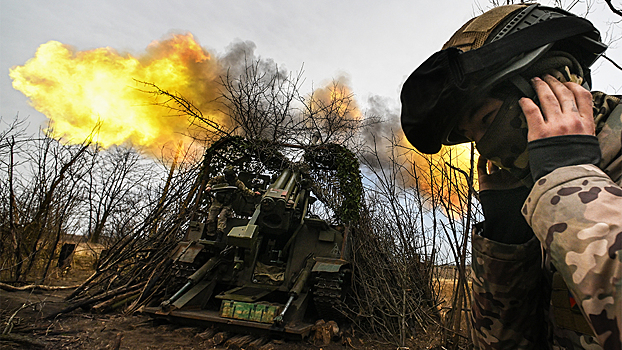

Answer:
[143,166,352,337]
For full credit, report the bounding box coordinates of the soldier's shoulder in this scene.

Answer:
[208,175,226,183]
[235,179,249,188]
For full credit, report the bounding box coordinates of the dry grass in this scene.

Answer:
[43,241,104,286]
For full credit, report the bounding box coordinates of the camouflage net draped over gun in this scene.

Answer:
[57,136,363,316]
[304,144,362,224]
[201,136,291,180]
[203,137,362,224]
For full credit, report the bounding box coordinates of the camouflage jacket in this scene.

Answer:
[207,175,256,204]
[471,94,621,350]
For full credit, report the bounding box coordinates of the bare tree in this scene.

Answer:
[342,122,481,349]
[301,80,380,150]
[346,134,440,346]
[85,146,152,244]
[218,57,306,143]
[0,121,93,282]
[137,80,232,146]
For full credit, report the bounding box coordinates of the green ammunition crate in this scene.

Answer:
[220,300,281,323]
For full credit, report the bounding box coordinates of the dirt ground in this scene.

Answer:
[0,244,448,350]
[0,287,446,350]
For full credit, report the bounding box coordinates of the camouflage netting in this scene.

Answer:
[201,136,292,179]
[56,136,363,316]
[304,143,362,224]
[204,136,363,224]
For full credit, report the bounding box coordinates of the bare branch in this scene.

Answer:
[604,0,622,17]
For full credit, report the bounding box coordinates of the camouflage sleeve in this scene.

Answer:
[522,164,622,349]
[235,179,256,197]
[207,175,224,186]
[471,232,547,349]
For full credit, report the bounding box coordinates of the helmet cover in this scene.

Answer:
[400,3,606,154]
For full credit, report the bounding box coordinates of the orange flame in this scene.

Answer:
[9,33,225,157]
[399,134,476,216]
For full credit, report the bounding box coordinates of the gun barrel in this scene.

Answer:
[270,168,292,191]
[274,258,314,325]
[162,256,220,306]
[290,261,313,296]
[293,189,306,210]
[283,172,298,199]
[189,256,220,283]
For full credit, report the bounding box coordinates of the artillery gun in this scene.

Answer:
[143,146,355,337]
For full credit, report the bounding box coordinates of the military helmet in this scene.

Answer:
[224,166,236,182]
[224,166,235,176]
[400,3,606,154]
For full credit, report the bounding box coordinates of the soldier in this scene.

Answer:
[401,4,621,349]
[206,166,260,240]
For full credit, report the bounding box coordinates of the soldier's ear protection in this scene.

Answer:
[401,15,599,154]
[502,51,589,118]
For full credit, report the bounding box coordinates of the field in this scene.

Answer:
[1,243,457,350]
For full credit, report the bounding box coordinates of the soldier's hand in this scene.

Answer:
[519,75,595,142]
[206,186,212,192]
[477,156,524,192]
[254,191,261,196]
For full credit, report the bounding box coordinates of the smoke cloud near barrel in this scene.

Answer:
[361,94,475,214]
[10,32,474,210]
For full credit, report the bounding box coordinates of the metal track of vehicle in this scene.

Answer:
[312,269,350,321]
